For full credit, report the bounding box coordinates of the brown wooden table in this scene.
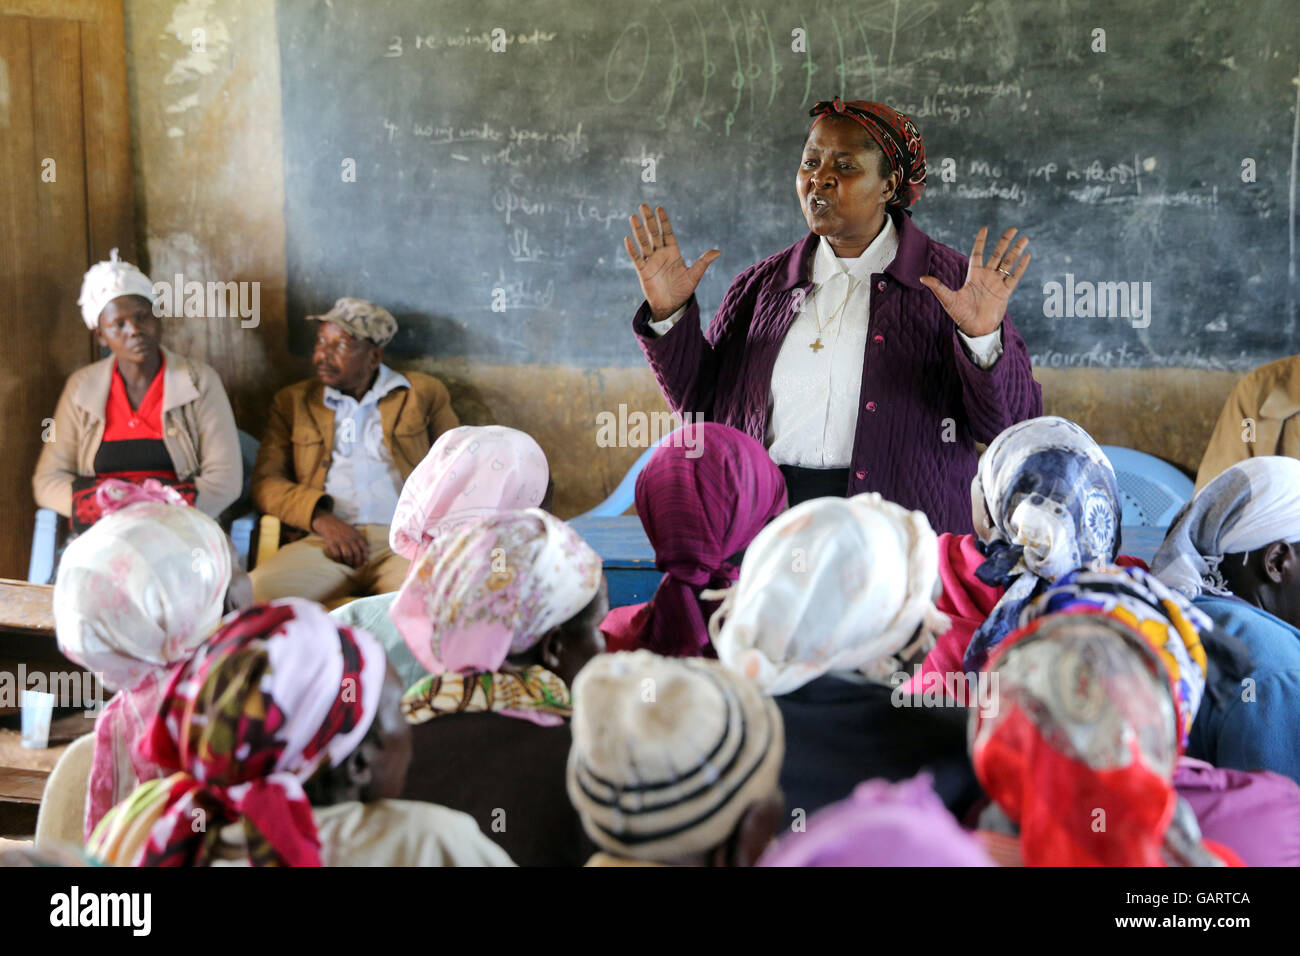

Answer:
[0,578,98,835]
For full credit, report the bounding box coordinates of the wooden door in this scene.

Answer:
[0,0,134,578]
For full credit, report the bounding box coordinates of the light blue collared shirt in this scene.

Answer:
[322,363,409,526]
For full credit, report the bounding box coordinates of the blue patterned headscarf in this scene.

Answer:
[963,417,1121,672]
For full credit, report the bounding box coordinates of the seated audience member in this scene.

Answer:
[1014,565,1300,865]
[566,650,785,867]
[709,494,980,819]
[333,424,551,688]
[1152,456,1300,785]
[249,297,460,604]
[1196,353,1300,489]
[392,510,608,866]
[1171,758,1300,868]
[921,415,1123,681]
[87,599,511,867]
[759,774,994,867]
[33,251,241,533]
[600,422,786,657]
[39,482,253,846]
[972,612,1241,866]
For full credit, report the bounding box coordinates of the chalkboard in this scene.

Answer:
[276,0,1299,370]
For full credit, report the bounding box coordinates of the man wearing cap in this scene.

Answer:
[249,298,459,603]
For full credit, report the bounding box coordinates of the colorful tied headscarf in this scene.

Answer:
[1152,456,1300,598]
[53,484,232,840]
[1018,566,1212,752]
[390,509,603,726]
[963,416,1121,672]
[87,599,386,867]
[809,97,927,208]
[708,494,950,695]
[759,774,995,867]
[972,612,1234,867]
[389,425,550,561]
[622,423,787,658]
[77,249,156,330]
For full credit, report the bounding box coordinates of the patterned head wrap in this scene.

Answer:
[963,416,1122,672]
[78,249,156,330]
[389,425,549,561]
[631,423,787,657]
[759,774,995,867]
[567,650,784,862]
[972,612,1229,867]
[87,599,387,867]
[1152,456,1300,598]
[53,490,234,840]
[1018,566,1211,752]
[390,508,602,675]
[808,97,927,208]
[709,494,950,695]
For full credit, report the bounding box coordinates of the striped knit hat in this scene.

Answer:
[567,650,785,862]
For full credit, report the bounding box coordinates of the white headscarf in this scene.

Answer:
[54,501,232,691]
[77,249,156,330]
[1152,456,1300,598]
[706,493,951,696]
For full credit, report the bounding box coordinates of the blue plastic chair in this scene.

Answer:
[1099,445,1194,528]
[28,429,261,583]
[575,438,665,519]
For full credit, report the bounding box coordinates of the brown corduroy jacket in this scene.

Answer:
[1197,354,1300,490]
[251,370,459,531]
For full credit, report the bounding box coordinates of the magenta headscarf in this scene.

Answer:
[389,426,549,561]
[759,774,995,867]
[629,423,786,657]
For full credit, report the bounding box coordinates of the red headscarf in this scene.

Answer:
[809,97,927,208]
[973,612,1239,867]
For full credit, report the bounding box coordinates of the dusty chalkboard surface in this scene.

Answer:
[276,0,1299,369]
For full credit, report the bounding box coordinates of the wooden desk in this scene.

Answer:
[0,578,97,833]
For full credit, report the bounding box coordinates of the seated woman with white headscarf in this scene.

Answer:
[391,509,609,866]
[38,481,253,848]
[33,252,240,535]
[708,493,981,819]
[1152,456,1300,785]
[331,425,551,689]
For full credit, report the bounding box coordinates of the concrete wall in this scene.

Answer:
[122,1,1245,521]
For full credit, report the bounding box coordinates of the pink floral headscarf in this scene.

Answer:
[389,426,550,561]
[390,509,602,676]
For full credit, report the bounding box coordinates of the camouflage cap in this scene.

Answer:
[307,297,398,347]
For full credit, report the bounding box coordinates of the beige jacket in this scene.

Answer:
[1196,355,1300,490]
[251,371,459,532]
[32,346,241,519]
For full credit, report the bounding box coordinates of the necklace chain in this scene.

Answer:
[811,274,855,336]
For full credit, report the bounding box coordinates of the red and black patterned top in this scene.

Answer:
[69,357,196,532]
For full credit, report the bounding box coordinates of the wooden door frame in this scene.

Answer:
[2,0,135,268]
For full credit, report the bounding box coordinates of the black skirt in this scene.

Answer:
[778,465,852,508]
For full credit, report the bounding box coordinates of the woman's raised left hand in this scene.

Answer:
[920,226,1030,338]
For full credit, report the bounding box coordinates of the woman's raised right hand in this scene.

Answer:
[623,204,721,322]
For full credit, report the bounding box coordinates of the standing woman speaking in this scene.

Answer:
[625,98,1042,533]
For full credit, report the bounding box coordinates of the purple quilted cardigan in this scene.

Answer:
[633,210,1043,534]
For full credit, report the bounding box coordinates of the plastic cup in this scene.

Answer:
[20,690,55,749]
